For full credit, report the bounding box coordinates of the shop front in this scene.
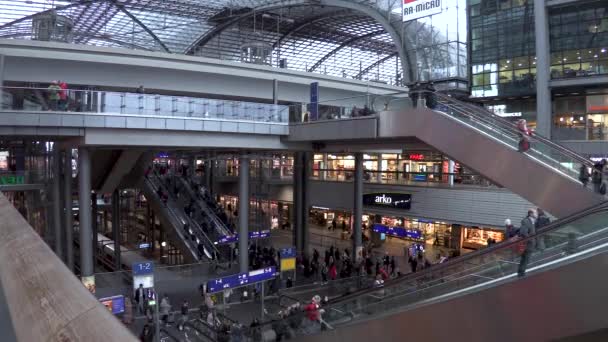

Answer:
[460,226,505,250]
[218,195,292,230]
[309,206,351,230]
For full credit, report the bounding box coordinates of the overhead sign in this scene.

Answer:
[363,193,412,210]
[132,262,154,289]
[309,82,319,121]
[280,247,297,272]
[279,247,297,259]
[0,175,24,185]
[402,0,443,22]
[99,295,125,315]
[206,266,277,294]
[373,223,423,241]
[215,230,271,245]
[138,242,151,249]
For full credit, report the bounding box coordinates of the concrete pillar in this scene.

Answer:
[238,155,250,273]
[63,149,74,271]
[0,54,4,108]
[52,145,63,260]
[112,190,121,271]
[353,153,363,261]
[272,79,279,105]
[78,147,93,278]
[91,193,98,269]
[448,160,455,187]
[294,152,304,255]
[534,0,551,138]
[302,153,310,257]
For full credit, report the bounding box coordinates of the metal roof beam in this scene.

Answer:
[308,29,386,72]
[109,0,172,53]
[355,52,398,79]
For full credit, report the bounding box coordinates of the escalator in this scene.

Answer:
[143,170,221,262]
[140,172,202,263]
[379,92,604,218]
[247,202,608,341]
[175,175,234,244]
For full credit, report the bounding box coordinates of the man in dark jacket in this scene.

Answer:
[535,208,550,250]
[518,210,537,277]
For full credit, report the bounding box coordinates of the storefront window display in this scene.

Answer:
[309,207,351,230]
[461,226,505,250]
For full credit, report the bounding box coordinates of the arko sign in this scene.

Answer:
[363,193,412,210]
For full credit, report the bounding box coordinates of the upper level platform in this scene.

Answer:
[0,39,402,105]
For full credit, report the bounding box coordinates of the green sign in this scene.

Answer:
[0,175,25,185]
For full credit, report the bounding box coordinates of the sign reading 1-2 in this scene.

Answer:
[133,262,154,275]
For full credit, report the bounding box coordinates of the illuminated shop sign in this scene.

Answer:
[402,0,443,22]
[408,154,425,161]
[363,193,412,210]
[372,224,423,241]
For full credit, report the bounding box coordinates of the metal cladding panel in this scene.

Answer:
[61,114,84,127]
[145,118,165,129]
[238,122,255,134]
[185,121,203,131]
[205,121,220,131]
[126,117,146,129]
[84,115,105,127]
[166,119,185,130]
[104,116,126,128]
[38,114,61,126]
[254,123,271,134]
[221,122,238,133]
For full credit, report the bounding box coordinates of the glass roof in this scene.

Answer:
[0,0,468,86]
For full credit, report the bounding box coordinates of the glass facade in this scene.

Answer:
[549,2,608,79]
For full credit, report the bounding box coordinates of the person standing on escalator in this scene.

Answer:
[518,210,537,277]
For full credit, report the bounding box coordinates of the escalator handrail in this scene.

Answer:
[251,201,608,332]
[414,90,593,168]
[150,170,221,259]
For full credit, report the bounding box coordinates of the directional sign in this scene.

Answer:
[372,223,423,240]
[215,230,272,245]
[132,262,154,275]
[279,247,297,259]
[206,266,277,294]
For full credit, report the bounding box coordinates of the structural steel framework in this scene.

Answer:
[0,0,467,86]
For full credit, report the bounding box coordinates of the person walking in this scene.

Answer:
[139,324,154,342]
[178,300,189,331]
[134,283,145,314]
[579,164,590,188]
[592,162,603,193]
[518,210,537,277]
[160,294,171,326]
[47,81,61,110]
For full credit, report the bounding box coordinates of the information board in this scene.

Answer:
[279,247,297,258]
[373,223,423,241]
[132,262,155,289]
[206,266,277,294]
[99,295,125,315]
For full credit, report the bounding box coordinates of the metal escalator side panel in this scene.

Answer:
[378,109,604,218]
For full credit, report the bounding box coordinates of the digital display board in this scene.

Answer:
[206,266,277,294]
[279,247,297,258]
[99,295,125,315]
[372,224,423,241]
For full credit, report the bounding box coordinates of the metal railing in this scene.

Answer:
[0,86,289,124]
[243,201,608,339]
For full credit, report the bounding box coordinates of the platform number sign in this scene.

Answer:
[133,262,154,275]
[402,0,443,22]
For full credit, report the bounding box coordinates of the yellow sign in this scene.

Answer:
[280,258,296,271]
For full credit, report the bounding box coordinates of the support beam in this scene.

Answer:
[534,0,551,137]
[238,155,250,273]
[109,0,171,53]
[352,153,363,261]
[91,193,98,271]
[63,149,74,271]
[52,145,63,260]
[355,52,398,80]
[78,147,93,278]
[308,30,386,73]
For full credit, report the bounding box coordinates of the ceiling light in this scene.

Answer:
[559,117,564,122]
[580,116,584,121]
[602,48,607,53]
[563,58,567,61]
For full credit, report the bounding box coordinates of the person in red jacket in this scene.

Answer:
[304,295,322,321]
[58,81,68,111]
[328,262,337,281]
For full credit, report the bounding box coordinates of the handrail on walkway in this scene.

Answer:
[0,193,137,341]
